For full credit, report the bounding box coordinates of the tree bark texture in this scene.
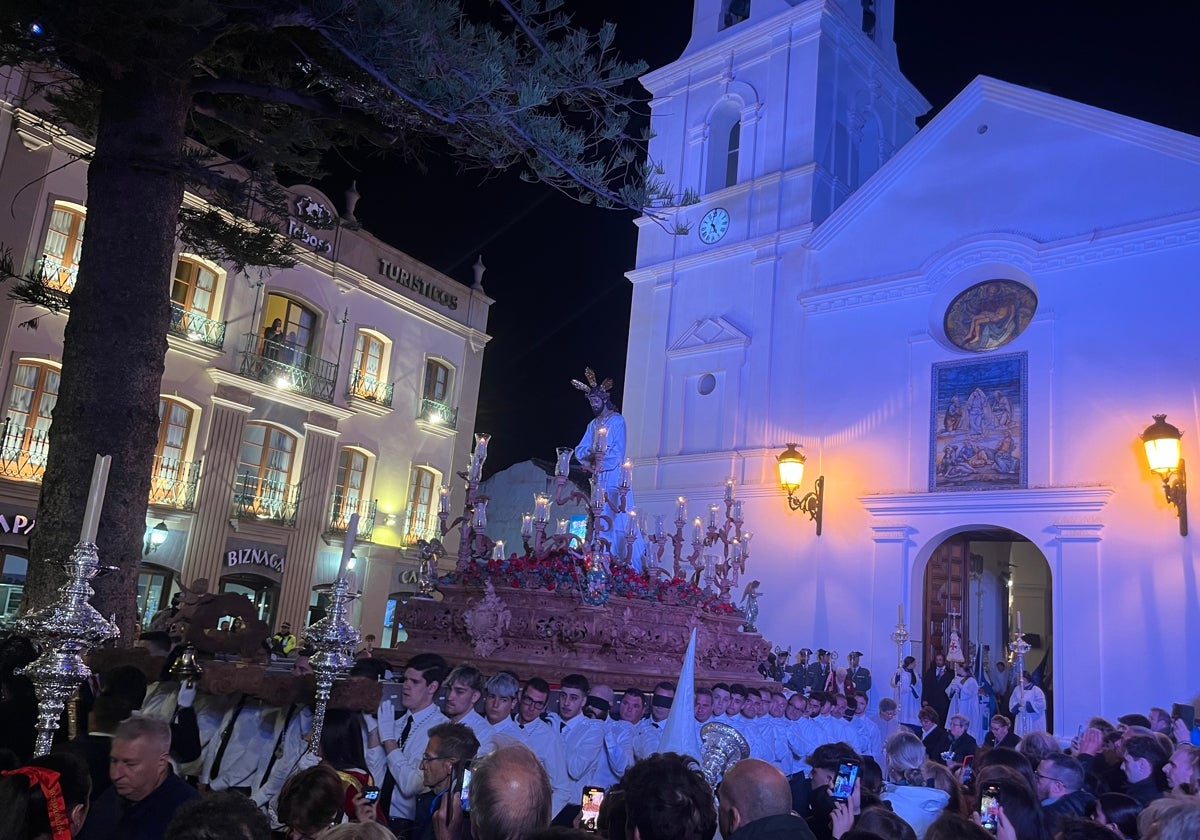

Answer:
[24,71,190,640]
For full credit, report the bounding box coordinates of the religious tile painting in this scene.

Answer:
[943,279,1037,352]
[930,352,1027,492]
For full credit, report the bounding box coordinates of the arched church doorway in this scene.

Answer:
[923,527,1053,731]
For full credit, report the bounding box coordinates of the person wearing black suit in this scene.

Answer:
[921,653,953,725]
[69,695,133,801]
[807,649,836,695]
[918,707,953,764]
[944,714,979,765]
[982,714,1021,749]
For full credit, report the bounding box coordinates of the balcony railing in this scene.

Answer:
[231,474,302,526]
[417,398,458,430]
[169,303,226,350]
[0,420,49,482]
[401,508,441,546]
[327,496,378,541]
[149,456,202,510]
[348,370,394,408]
[37,255,78,294]
[237,333,338,404]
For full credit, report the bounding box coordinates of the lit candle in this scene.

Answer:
[521,514,533,538]
[741,531,752,553]
[593,426,609,456]
[473,499,488,529]
[708,505,719,530]
[473,432,491,464]
[692,517,703,544]
[337,512,359,579]
[438,485,450,515]
[732,540,742,563]
[534,493,550,523]
[628,509,638,537]
[492,540,505,560]
[591,479,606,507]
[79,454,112,544]
[654,514,665,539]
[725,479,735,502]
[620,459,633,490]
[675,496,687,523]
[557,518,569,536]
[732,500,743,523]
[555,447,572,477]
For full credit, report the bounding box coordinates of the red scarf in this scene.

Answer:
[1,766,72,840]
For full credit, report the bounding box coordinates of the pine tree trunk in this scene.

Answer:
[23,71,190,641]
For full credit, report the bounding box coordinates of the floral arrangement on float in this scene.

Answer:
[439,547,738,615]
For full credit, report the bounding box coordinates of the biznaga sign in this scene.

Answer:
[226,547,285,574]
[378,258,459,311]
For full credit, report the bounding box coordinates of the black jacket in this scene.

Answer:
[734,813,817,840]
[922,726,953,764]
[1044,789,1096,832]
[79,769,200,840]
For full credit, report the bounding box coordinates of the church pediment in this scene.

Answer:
[806,76,1200,286]
[667,317,750,357]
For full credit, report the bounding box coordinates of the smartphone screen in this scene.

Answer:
[831,761,859,803]
[979,785,1000,832]
[581,785,606,832]
[1173,703,1196,730]
[458,767,473,813]
[362,785,380,802]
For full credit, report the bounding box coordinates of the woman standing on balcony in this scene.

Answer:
[262,318,284,361]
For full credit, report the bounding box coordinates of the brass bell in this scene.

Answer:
[170,644,204,684]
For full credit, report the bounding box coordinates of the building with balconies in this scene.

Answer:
[0,69,492,639]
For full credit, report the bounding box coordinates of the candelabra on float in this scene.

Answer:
[17,455,120,756]
[646,480,753,604]
[304,513,362,757]
[890,605,910,705]
[440,433,498,569]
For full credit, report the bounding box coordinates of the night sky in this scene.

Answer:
[323,1,1200,477]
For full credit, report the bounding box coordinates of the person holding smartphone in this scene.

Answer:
[718,758,817,840]
[413,723,480,840]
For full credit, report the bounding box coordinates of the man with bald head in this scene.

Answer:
[471,743,553,840]
[718,758,816,840]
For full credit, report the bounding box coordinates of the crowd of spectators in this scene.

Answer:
[2,630,1199,840]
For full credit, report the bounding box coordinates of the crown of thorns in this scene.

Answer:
[570,367,613,397]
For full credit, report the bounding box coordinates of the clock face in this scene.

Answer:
[698,207,730,244]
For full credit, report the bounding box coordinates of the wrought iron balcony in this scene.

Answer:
[418,398,458,430]
[237,333,338,403]
[327,496,378,541]
[37,255,78,294]
[169,303,226,350]
[348,370,394,408]
[149,456,202,510]
[0,420,49,482]
[401,508,441,546]
[231,474,302,526]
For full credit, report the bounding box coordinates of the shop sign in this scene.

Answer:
[288,195,333,254]
[377,258,459,311]
[226,546,285,574]
[0,513,36,535]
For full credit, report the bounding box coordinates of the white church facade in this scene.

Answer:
[623,0,1200,732]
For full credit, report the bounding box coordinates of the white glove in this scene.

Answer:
[177,681,197,709]
[363,713,378,735]
[377,699,397,742]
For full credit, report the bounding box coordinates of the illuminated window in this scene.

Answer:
[2,360,60,475]
[234,423,297,516]
[41,203,85,293]
[350,331,392,404]
[155,398,194,465]
[171,256,219,318]
[404,467,437,542]
[423,360,452,403]
[333,446,371,526]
